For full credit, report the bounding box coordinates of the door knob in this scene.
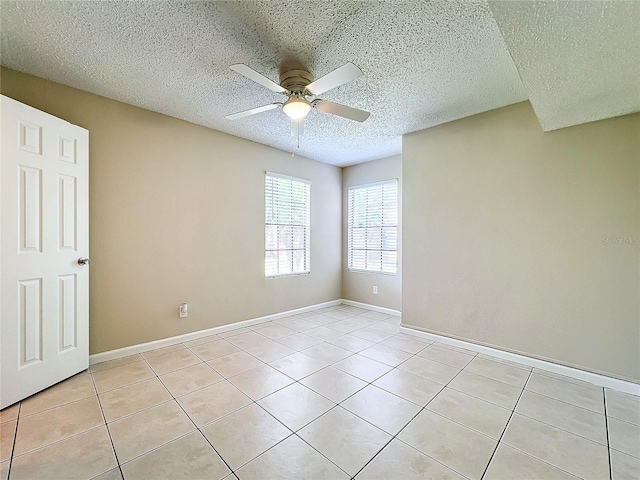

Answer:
[77,257,90,266]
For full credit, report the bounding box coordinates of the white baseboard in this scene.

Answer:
[339,299,401,317]
[89,299,343,365]
[89,300,639,397]
[400,325,640,396]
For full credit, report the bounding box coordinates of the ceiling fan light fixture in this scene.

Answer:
[227,63,370,124]
[282,95,311,120]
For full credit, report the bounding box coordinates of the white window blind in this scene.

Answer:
[348,179,398,274]
[265,172,311,277]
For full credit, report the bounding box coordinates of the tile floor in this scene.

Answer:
[1,304,639,479]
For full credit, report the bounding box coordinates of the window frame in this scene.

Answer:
[264,172,311,278]
[347,179,398,275]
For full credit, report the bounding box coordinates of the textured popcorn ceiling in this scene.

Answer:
[490,1,640,132]
[0,1,636,166]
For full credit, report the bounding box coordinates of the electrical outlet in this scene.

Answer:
[179,303,188,318]
[373,286,378,295]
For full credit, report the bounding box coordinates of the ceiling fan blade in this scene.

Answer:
[225,103,280,120]
[305,63,363,95]
[230,64,287,94]
[314,100,370,122]
[291,119,304,137]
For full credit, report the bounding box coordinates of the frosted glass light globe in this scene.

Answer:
[283,96,311,120]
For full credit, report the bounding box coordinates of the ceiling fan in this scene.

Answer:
[225,62,370,134]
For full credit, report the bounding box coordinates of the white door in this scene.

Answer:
[1,95,89,409]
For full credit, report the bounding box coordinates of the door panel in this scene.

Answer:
[1,95,89,409]
[58,174,77,251]
[19,166,43,252]
[58,273,78,351]
[19,278,43,365]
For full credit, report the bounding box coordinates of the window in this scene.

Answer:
[348,179,398,274]
[265,172,310,277]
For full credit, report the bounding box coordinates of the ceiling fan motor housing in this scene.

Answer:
[279,69,314,94]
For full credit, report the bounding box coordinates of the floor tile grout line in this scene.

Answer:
[419,408,505,445]
[492,358,610,476]
[521,386,609,414]
[466,361,533,380]
[139,351,254,478]
[603,388,613,480]
[479,368,532,480]
[88,365,126,480]
[444,375,524,408]
[454,366,530,391]
[204,319,389,368]
[189,323,401,477]
[12,391,99,420]
[102,397,178,426]
[288,419,356,478]
[16,310,632,479]
[528,369,605,392]
[509,410,609,448]
[350,354,475,479]
[9,424,110,465]
[115,354,239,475]
[533,367,609,387]
[195,426,235,478]
[87,332,408,474]
[181,332,222,346]
[491,440,584,479]
[411,351,477,371]
[298,371,370,405]
[346,406,422,479]
[232,416,350,478]
[94,313,547,476]
[599,408,640,427]
[178,334,362,401]
[472,354,534,372]
[97,344,225,394]
[391,437,472,480]
[6,401,21,480]
[254,341,357,366]
[318,329,460,410]
[185,343,244,366]
[6,308,391,476]
[89,355,144,374]
[182,379,347,477]
[351,435,396,479]
[11,376,104,461]
[94,372,158,396]
[90,305,385,367]
[95,369,165,394]
[608,446,640,461]
[114,430,199,471]
[212,418,294,473]
[517,388,604,415]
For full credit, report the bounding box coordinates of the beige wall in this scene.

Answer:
[403,102,640,382]
[342,155,402,311]
[1,68,342,354]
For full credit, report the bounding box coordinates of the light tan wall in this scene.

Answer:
[342,155,402,311]
[1,67,342,354]
[403,101,640,382]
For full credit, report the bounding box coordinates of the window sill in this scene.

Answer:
[347,269,397,276]
[266,272,311,279]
